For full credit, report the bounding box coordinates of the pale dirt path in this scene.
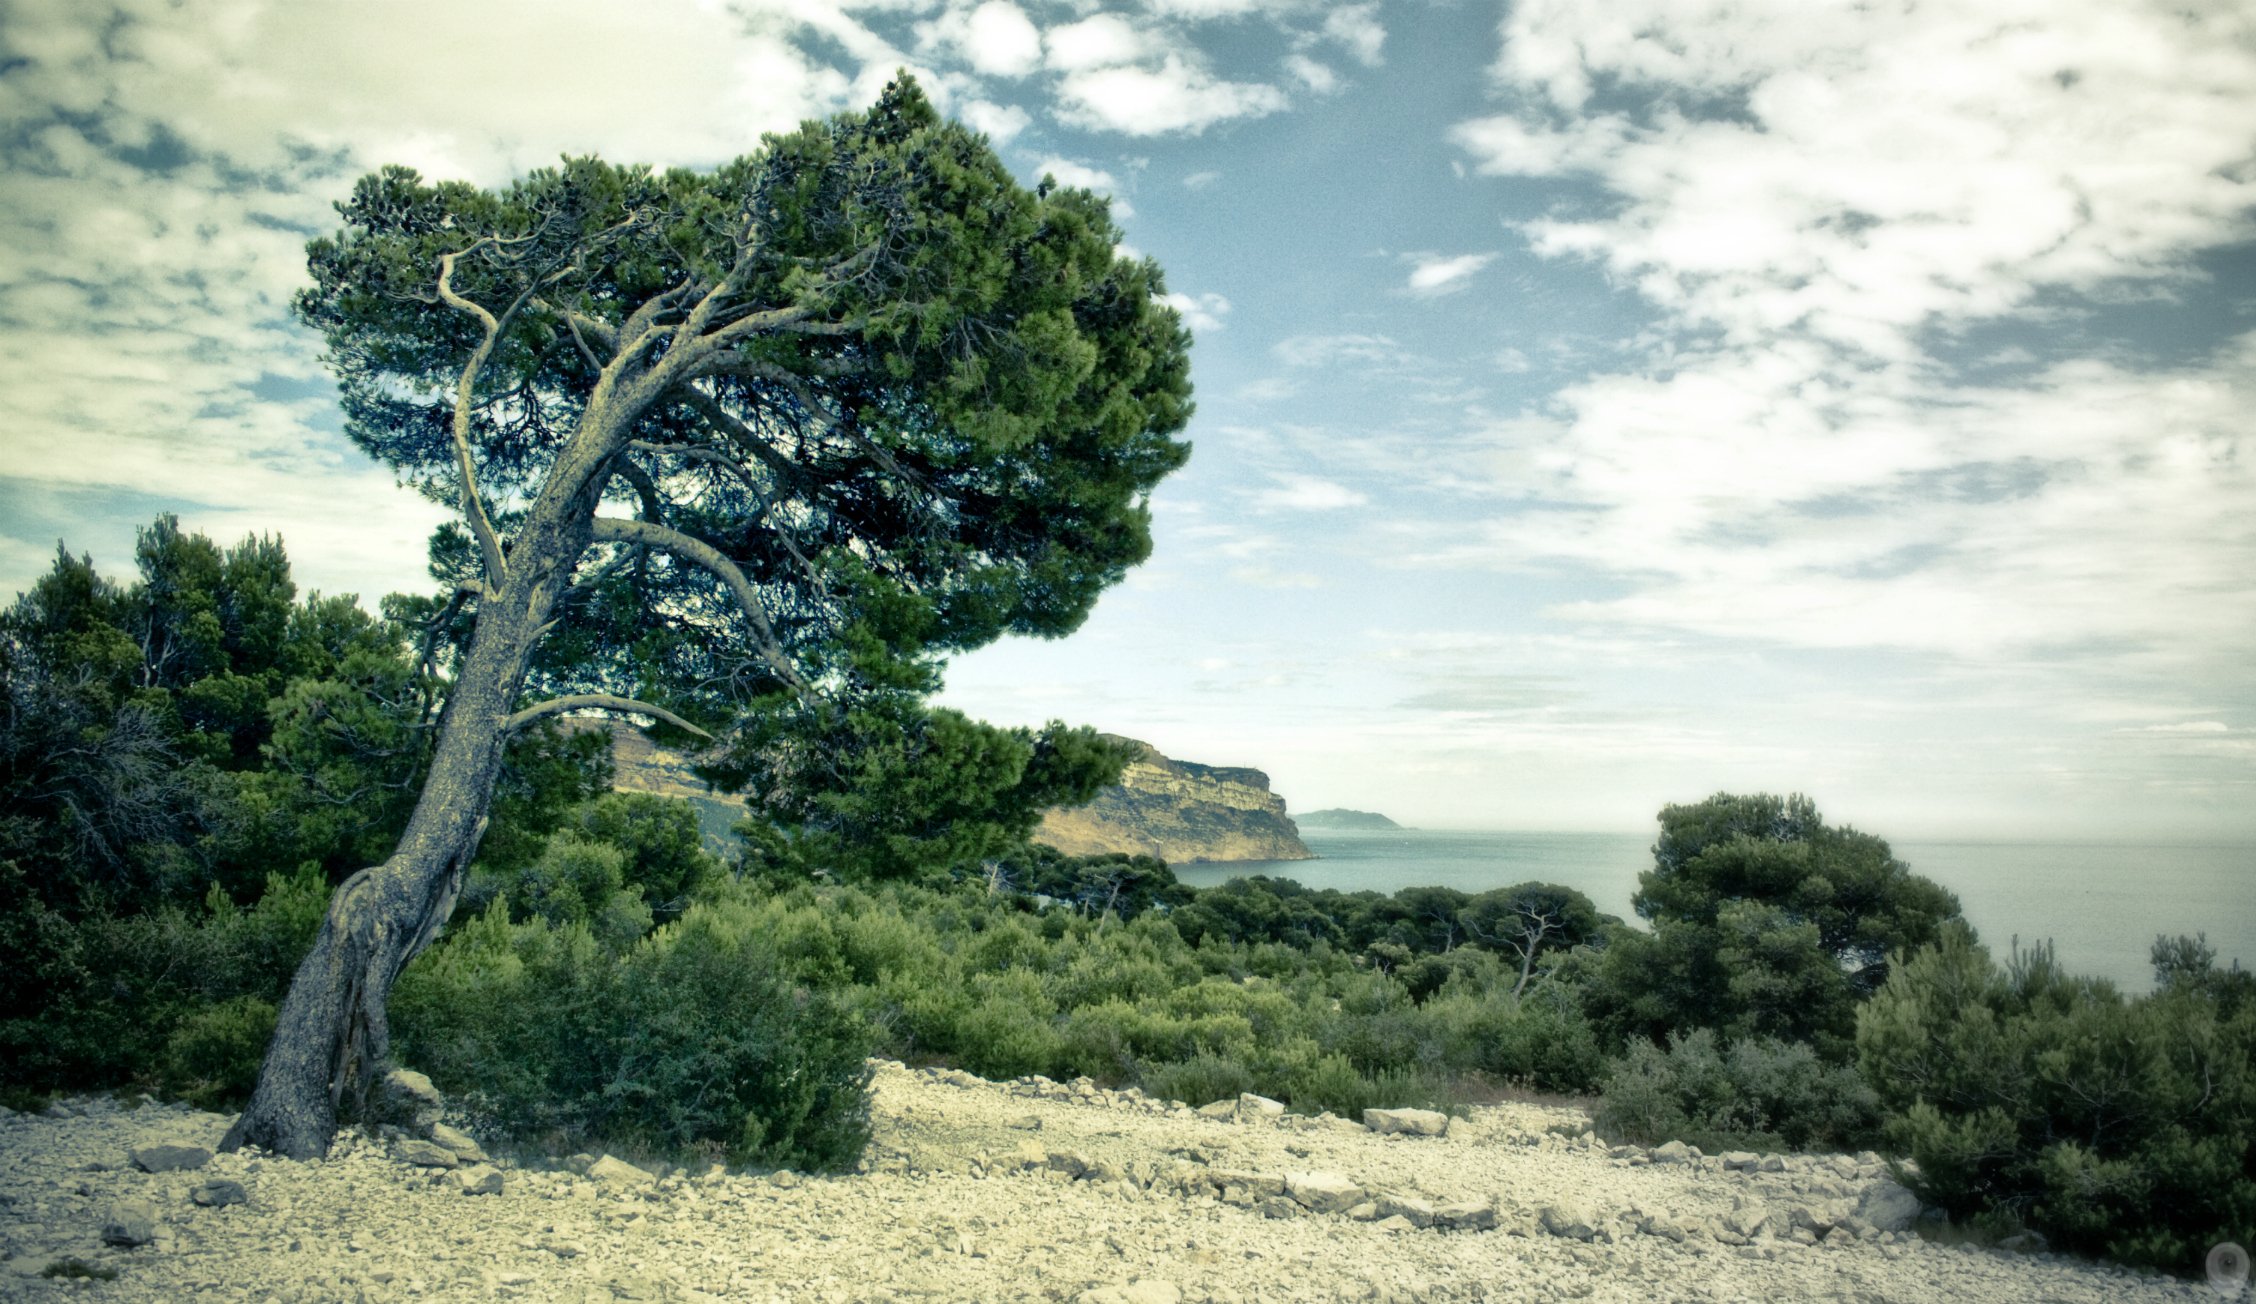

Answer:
[0,1064,2214,1303]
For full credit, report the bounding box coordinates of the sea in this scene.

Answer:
[1170,829,2255,996]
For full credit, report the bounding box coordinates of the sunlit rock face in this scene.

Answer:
[1035,737,1313,864]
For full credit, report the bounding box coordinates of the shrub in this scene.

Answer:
[160,996,278,1111]
[1857,926,2256,1271]
[392,901,874,1171]
[1595,1027,1882,1153]
[1142,1052,1255,1108]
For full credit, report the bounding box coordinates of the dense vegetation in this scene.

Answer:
[5,520,2248,1273]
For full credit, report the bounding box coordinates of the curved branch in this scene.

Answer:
[502,694,712,740]
[435,245,511,586]
[590,516,803,688]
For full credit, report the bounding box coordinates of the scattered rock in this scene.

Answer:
[455,1164,504,1195]
[769,1169,801,1190]
[1195,1100,1238,1120]
[394,1138,460,1169]
[100,1198,158,1247]
[1006,1114,1044,1131]
[189,1179,248,1208]
[1650,1140,1693,1164]
[376,1068,445,1134]
[1078,1280,1181,1304]
[130,1141,213,1173]
[1363,1108,1449,1138]
[587,1155,655,1187]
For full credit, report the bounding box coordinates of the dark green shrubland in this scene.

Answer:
[1857,926,2256,1269]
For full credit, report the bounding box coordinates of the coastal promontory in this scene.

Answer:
[1034,736,1313,864]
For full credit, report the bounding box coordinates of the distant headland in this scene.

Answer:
[1295,808,1403,831]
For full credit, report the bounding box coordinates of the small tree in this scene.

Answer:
[226,76,1192,1158]
[1587,793,1962,1057]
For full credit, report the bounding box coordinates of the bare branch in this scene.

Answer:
[435,244,511,586]
[502,693,713,740]
[590,516,803,687]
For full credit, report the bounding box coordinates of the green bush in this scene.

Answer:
[1142,1052,1255,1107]
[1594,1027,1882,1153]
[393,900,875,1171]
[1857,926,2256,1271]
[160,996,278,1111]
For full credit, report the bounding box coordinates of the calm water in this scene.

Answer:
[1173,829,2254,995]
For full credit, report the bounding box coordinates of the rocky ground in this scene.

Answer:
[0,1063,2222,1303]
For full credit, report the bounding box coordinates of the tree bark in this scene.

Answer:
[222,511,587,1158]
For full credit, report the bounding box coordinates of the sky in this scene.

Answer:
[2,0,2252,843]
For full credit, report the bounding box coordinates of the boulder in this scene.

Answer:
[1719,1151,1760,1172]
[1363,1107,1449,1138]
[1540,1202,1598,1241]
[1725,1206,1773,1240]
[188,1180,248,1208]
[1237,1092,1286,1118]
[395,1138,460,1169]
[129,1142,212,1173]
[375,1069,444,1134]
[1650,1140,1693,1164]
[1284,1171,1363,1214]
[1373,1194,1438,1228]
[454,1164,504,1196]
[100,1198,158,1247]
[1433,1199,1499,1232]
[1855,1179,1923,1233]
[429,1123,487,1162]
[587,1154,655,1187]
[1005,1114,1043,1131]
[1196,1100,1239,1120]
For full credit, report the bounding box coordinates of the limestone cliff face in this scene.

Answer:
[1035,737,1313,864]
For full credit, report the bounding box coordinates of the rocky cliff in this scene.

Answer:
[1035,737,1313,864]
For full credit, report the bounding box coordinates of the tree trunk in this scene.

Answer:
[222,523,579,1159]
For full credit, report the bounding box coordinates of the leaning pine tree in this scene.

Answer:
[225,76,1193,1159]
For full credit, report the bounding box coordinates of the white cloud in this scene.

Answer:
[1323,5,1387,67]
[1437,0,2256,679]
[1158,291,1230,334]
[1182,169,1222,189]
[953,1,1044,78]
[1404,252,1497,296]
[960,99,1032,143]
[1055,56,1288,136]
[1256,474,1369,511]
[1034,156,1133,216]
[1272,333,1414,370]
[1045,15,1154,72]
[2127,721,2233,735]
[1284,54,1338,94]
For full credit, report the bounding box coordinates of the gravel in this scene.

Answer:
[0,1065,2212,1302]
